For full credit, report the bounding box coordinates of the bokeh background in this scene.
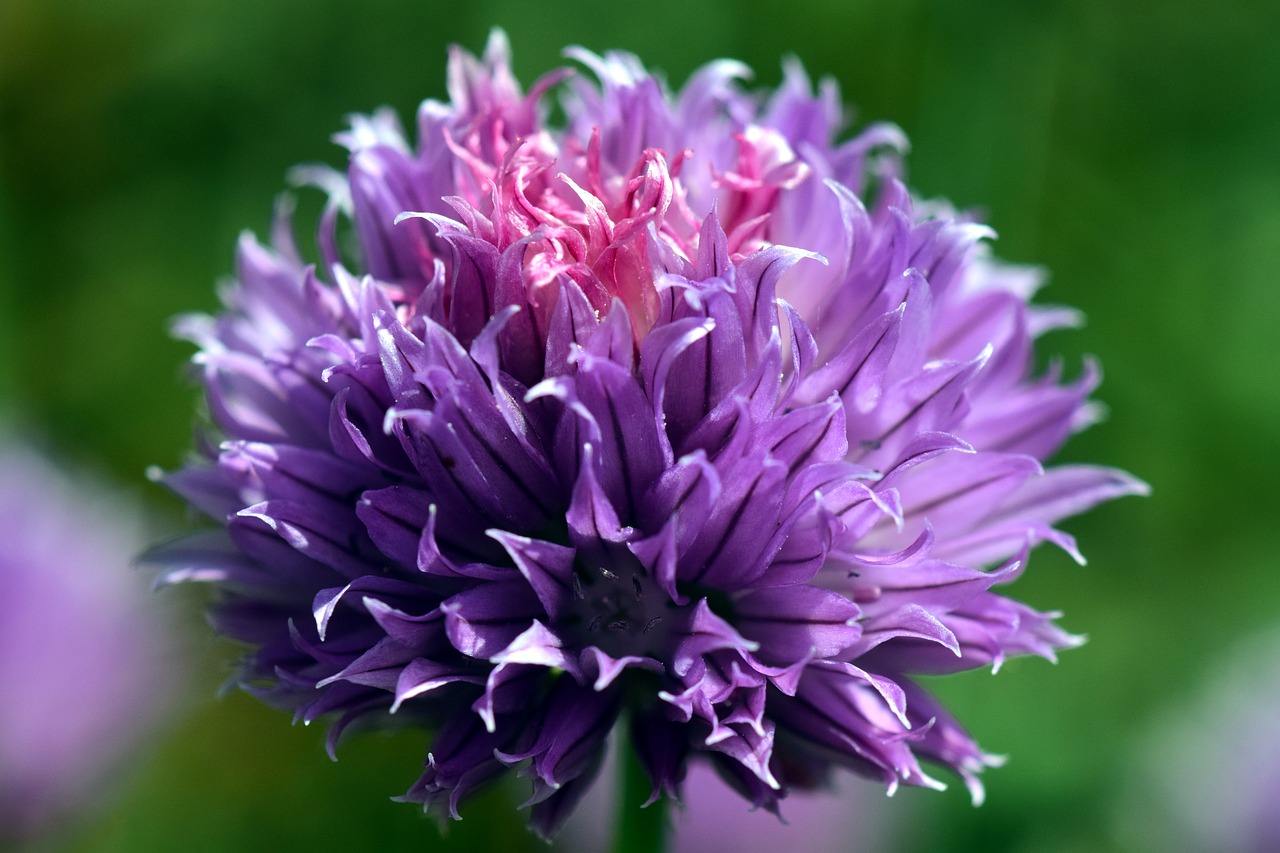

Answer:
[1,0,1276,850]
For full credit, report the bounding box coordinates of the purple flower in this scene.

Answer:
[1121,629,1280,853]
[155,31,1145,837]
[0,444,173,842]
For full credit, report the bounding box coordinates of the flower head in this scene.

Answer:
[156,31,1145,837]
[0,443,173,842]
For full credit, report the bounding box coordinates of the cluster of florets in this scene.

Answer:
[157,32,1144,836]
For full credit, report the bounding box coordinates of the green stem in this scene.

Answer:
[612,737,668,853]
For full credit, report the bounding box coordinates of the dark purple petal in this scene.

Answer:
[735,585,861,663]
[496,681,619,792]
[396,713,509,820]
[392,658,486,712]
[488,531,577,620]
[679,453,789,588]
[441,582,543,659]
[580,646,663,691]
[629,711,690,806]
[569,353,664,523]
[671,600,760,678]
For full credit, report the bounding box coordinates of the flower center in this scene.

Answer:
[564,558,684,663]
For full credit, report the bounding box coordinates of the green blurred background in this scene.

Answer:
[1,0,1276,850]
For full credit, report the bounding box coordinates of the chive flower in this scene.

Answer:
[1,444,171,842]
[155,31,1145,839]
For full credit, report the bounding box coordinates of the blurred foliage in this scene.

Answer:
[1,0,1277,850]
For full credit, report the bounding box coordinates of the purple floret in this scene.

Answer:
[154,30,1146,836]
